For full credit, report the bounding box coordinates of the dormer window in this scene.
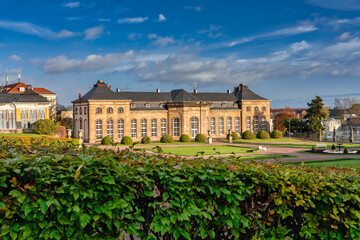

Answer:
[221,103,226,107]
[145,103,150,108]
[19,87,25,92]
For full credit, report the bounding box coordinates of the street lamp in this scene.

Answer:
[288,118,291,142]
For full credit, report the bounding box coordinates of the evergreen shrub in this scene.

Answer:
[242,130,255,140]
[141,136,151,144]
[121,136,133,145]
[256,130,270,139]
[160,134,174,143]
[270,130,283,139]
[195,133,206,143]
[179,134,191,142]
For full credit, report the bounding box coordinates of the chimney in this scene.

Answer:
[194,89,198,93]
[227,89,231,94]
[116,88,120,92]
[109,85,112,90]
[5,76,8,85]
[18,73,21,83]
[78,93,81,99]
[156,88,160,93]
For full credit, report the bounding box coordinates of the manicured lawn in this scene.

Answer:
[220,138,301,144]
[283,158,360,167]
[135,141,207,146]
[147,145,258,156]
[264,143,360,149]
[229,154,297,161]
[0,133,50,138]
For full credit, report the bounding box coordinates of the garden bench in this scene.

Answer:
[258,146,267,151]
[315,144,327,150]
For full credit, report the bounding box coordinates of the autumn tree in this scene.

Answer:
[304,96,329,140]
[334,97,360,127]
[273,107,296,132]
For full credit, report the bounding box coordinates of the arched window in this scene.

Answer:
[151,119,157,137]
[262,106,266,111]
[118,107,124,113]
[75,107,78,114]
[80,118,83,130]
[161,118,167,136]
[255,106,259,111]
[173,118,180,137]
[84,107,87,114]
[118,119,124,139]
[254,116,259,133]
[107,107,113,113]
[190,117,199,138]
[261,116,266,130]
[141,119,147,137]
[96,120,102,140]
[246,117,251,131]
[131,119,137,138]
[96,107,102,114]
[219,117,224,135]
[79,107,82,115]
[107,119,113,138]
[210,117,215,135]
[227,117,232,131]
[246,106,251,111]
[235,117,240,134]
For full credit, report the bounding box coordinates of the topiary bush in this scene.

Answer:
[141,136,151,144]
[195,133,206,143]
[256,130,270,139]
[242,130,255,140]
[311,146,317,153]
[331,144,336,150]
[121,136,133,145]
[344,147,348,154]
[179,134,191,142]
[160,134,174,143]
[271,130,283,139]
[101,136,114,145]
[34,119,59,135]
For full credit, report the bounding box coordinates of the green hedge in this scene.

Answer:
[1,140,360,239]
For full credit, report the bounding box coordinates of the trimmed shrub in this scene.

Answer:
[331,144,336,150]
[141,136,151,144]
[344,147,348,154]
[180,134,191,142]
[34,119,59,135]
[121,136,133,145]
[270,130,283,139]
[227,131,239,140]
[311,146,317,153]
[242,130,255,140]
[160,134,174,143]
[1,140,360,239]
[256,130,270,139]
[195,133,206,143]
[101,136,113,145]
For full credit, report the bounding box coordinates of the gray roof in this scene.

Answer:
[74,80,268,103]
[0,86,50,104]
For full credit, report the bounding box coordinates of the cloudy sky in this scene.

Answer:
[1,0,360,107]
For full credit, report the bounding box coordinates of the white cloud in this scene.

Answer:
[337,32,352,41]
[118,17,148,23]
[198,25,223,38]
[8,54,21,61]
[30,58,42,65]
[184,6,203,12]
[328,17,360,26]
[157,14,166,22]
[148,34,175,46]
[128,33,142,40]
[83,25,104,40]
[291,40,310,52]
[43,51,134,74]
[63,2,80,8]
[0,20,79,39]
[306,0,360,11]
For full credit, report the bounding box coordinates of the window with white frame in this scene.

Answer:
[254,116,259,133]
[191,117,199,138]
[131,119,137,138]
[161,118,166,136]
[173,118,180,137]
[107,107,113,114]
[210,117,215,135]
[96,107,102,113]
[219,117,224,135]
[118,119,124,139]
[235,117,240,134]
[29,109,37,128]
[141,119,147,137]
[96,120,102,140]
[38,109,45,119]
[0,110,6,129]
[246,117,251,131]
[151,119,157,137]
[21,110,28,129]
[261,116,266,130]
[8,110,15,129]
[227,117,232,131]
[118,107,124,113]
[107,119,113,138]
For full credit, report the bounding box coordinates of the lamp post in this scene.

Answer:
[288,118,291,142]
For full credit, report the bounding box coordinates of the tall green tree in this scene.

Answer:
[304,96,329,140]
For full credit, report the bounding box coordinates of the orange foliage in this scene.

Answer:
[273,110,296,132]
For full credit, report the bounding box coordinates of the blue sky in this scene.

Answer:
[1,0,360,108]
